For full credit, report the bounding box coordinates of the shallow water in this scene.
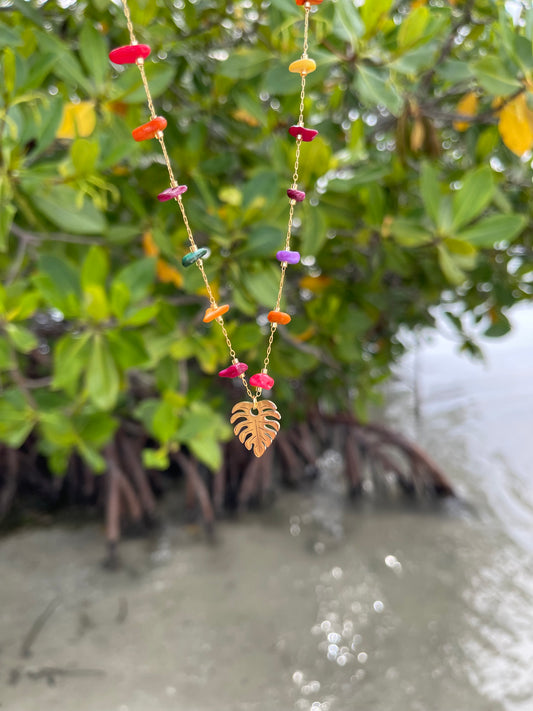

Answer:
[0,308,532,711]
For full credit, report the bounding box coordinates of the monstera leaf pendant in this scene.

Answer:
[230,400,281,458]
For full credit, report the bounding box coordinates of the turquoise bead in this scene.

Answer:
[182,248,208,267]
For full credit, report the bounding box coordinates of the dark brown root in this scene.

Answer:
[0,447,19,522]
[173,451,215,538]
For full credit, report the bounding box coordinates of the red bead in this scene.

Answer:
[219,362,249,378]
[289,125,319,142]
[249,373,275,389]
[132,116,167,141]
[287,189,306,202]
[158,185,188,201]
[109,44,151,64]
[296,0,323,4]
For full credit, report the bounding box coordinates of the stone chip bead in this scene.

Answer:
[182,248,209,267]
[158,185,188,202]
[249,373,275,389]
[219,362,249,378]
[268,311,291,325]
[109,44,151,64]
[132,116,167,142]
[287,188,306,202]
[203,304,230,323]
[276,250,301,264]
[289,125,319,142]
[289,58,316,75]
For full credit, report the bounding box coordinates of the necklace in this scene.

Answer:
[109,0,323,458]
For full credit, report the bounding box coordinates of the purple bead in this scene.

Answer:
[288,125,318,142]
[276,250,300,264]
[157,185,188,202]
[219,362,248,378]
[249,373,274,389]
[287,189,306,202]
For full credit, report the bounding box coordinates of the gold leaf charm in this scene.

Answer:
[230,400,281,458]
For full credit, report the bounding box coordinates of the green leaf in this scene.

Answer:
[142,447,170,470]
[6,290,40,322]
[30,185,107,235]
[0,338,13,370]
[71,138,99,175]
[387,218,434,246]
[451,167,494,232]
[152,400,178,444]
[300,204,327,257]
[84,284,110,321]
[52,333,91,394]
[0,204,15,253]
[39,411,77,447]
[360,0,393,35]
[120,302,159,326]
[420,162,441,225]
[110,280,130,319]
[239,225,282,258]
[81,245,109,290]
[218,49,272,80]
[34,254,81,317]
[85,334,120,410]
[114,258,156,302]
[5,323,38,353]
[437,244,466,285]
[0,389,35,448]
[356,64,403,115]
[484,313,511,338]
[398,6,430,48]
[106,330,149,370]
[117,61,177,103]
[79,23,108,88]
[456,214,527,248]
[471,56,522,96]
[189,435,223,472]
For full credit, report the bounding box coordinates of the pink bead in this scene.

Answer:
[219,362,249,378]
[288,125,318,142]
[157,185,188,201]
[249,373,274,389]
[109,44,151,64]
[287,189,306,202]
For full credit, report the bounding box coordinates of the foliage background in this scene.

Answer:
[1,0,532,478]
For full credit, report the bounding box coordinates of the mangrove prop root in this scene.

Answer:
[0,447,19,521]
[344,431,363,496]
[173,451,215,535]
[117,431,157,518]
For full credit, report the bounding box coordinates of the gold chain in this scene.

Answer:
[119,0,312,404]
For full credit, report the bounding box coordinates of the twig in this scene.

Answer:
[10,222,105,246]
[20,598,60,658]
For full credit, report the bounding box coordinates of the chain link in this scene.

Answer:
[120,0,313,405]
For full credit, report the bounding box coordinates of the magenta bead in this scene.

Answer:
[287,189,306,202]
[288,125,318,142]
[219,362,248,378]
[276,250,300,264]
[249,373,274,389]
[157,185,188,202]
[109,44,151,64]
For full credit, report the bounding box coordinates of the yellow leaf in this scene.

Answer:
[498,93,533,157]
[299,275,332,293]
[142,231,159,257]
[453,92,478,132]
[232,109,260,127]
[156,259,183,288]
[56,102,96,140]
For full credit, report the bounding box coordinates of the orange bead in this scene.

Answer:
[288,58,316,75]
[203,304,230,323]
[132,116,167,141]
[267,311,291,325]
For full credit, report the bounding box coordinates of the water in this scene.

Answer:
[0,308,532,711]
